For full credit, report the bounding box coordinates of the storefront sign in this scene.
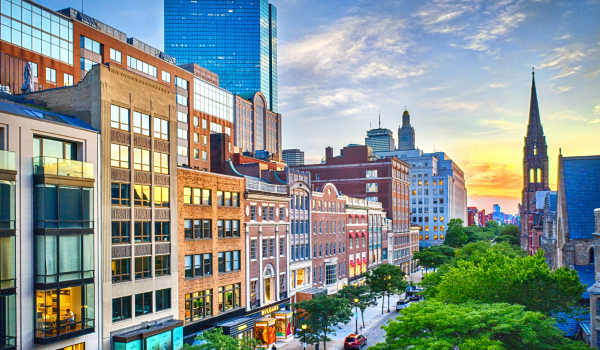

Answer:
[261,305,280,316]
[115,340,141,350]
[173,326,183,350]
[238,324,248,331]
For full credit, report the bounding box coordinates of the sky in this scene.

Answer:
[46,0,600,214]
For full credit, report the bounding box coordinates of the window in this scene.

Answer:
[111,183,130,205]
[262,206,268,221]
[177,128,188,140]
[153,152,169,174]
[232,193,239,207]
[366,170,378,178]
[31,63,38,77]
[262,239,268,258]
[134,221,151,243]
[110,48,122,63]
[280,238,285,257]
[81,36,101,54]
[135,256,151,279]
[183,187,211,205]
[155,288,171,312]
[135,292,152,316]
[63,73,73,86]
[280,207,285,221]
[176,94,188,106]
[112,296,132,322]
[111,221,130,244]
[111,258,130,283]
[133,185,151,207]
[185,290,212,322]
[175,76,188,89]
[250,205,256,220]
[111,105,130,131]
[111,144,129,168]
[46,67,56,83]
[218,220,240,238]
[155,221,170,241]
[133,148,150,171]
[154,117,168,140]
[193,149,199,160]
[155,255,170,276]
[127,55,157,77]
[366,183,378,192]
[80,57,98,71]
[218,250,240,273]
[218,283,241,313]
[180,145,189,156]
[202,119,207,129]
[238,240,254,266]
[154,186,169,207]
[185,219,211,239]
[185,254,212,278]
[325,264,337,285]
[133,112,150,136]
[269,207,275,221]
[202,151,208,161]
[269,238,275,257]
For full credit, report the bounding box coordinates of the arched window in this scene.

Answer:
[537,169,541,183]
[530,169,535,183]
[533,144,537,155]
[590,247,595,265]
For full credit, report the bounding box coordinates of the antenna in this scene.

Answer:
[532,67,534,76]
[82,0,83,13]
[378,109,381,129]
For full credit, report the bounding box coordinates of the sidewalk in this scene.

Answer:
[278,293,405,350]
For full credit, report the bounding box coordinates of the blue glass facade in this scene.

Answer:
[164,0,278,113]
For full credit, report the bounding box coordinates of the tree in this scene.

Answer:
[485,220,499,229]
[184,328,259,350]
[464,225,495,243]
[293,294,352,350]
[412,245,455,271]
[434,250,584,316]
[365,264,408,314]
[455,241,526,262]
[443,218,468,248]
[370,300,592,350]
[495,224,520,246]
[336,284,374,328]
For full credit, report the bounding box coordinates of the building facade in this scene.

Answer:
[24,64,182,349]
[345,197,368,287]
[541,192,557,268]
[520,72,550,250]
[365,127,394,153]
[397,109,415,151]
[233,92,282,159]
[586,209,600,348]
[0,0,234,172]
[281,149,304,166]
[467,207,478,226]
[310,183,348,294]
[164,0,279,113]
[0,98,100,350]
[375,149,467,247]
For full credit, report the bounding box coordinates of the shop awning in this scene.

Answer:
[362,231,367,237]
[350,260,355,267]
[349,232,356,238]
[363,257,367,265]
[357,258,362,265]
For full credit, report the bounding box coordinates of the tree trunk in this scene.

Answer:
[361,310,365,328]
[381,293,384,314]
[387,292,390,313]
[323,329,327,350]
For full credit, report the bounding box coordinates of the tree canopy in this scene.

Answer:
[293,293,352,350]
[336,284,374,327]
[431,250,584,316]
[370,301,592,350]
[443,218,468,248]
[494,224,520,246]
[185,328,258,350]
[365,263,407,314]
[412,245,455,270]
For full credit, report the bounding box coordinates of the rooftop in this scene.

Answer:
[562,156,600,240]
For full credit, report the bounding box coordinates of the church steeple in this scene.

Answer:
[527,69,543,138]
[398,107,415,150]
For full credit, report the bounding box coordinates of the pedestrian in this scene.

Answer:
[271,344,277,350]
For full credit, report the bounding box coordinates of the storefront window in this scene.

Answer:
[218,283,241,313]
[34,284,95,340]
[185,290,212,323]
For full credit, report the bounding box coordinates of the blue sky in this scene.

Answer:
[47,0,600,213]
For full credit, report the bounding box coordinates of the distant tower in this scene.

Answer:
[398,107,415,150]
[520,70,550,248]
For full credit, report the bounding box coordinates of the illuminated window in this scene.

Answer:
[440,226,445,231]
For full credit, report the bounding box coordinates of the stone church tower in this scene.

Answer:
[398,108,415,150]
[520,71,550,249]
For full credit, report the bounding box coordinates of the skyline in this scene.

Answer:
[44,0,600,213]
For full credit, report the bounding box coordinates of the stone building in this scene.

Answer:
[587,209,600,348]
[541,192,558,268]
[0,98,100,350]
[554,154,600,268]
[23,64,181,349]
[177,167,246,341]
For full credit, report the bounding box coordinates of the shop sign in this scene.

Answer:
[238,324,248,331]
[115,340,141,350]
[261,305,280,316]
[173,326,184,350]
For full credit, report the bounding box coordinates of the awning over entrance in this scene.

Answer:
[113,319,183,350]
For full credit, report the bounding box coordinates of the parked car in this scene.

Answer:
[396,299,411,311]
[409,294,423,302]
[344,334,368,349]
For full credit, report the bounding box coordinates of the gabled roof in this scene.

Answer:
[0,99,97,132]
[563,156,600,240]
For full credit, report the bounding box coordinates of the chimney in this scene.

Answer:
[210,133,231,174]
[325,146,333,159]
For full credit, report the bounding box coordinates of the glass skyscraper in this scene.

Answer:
[164,0,278,113]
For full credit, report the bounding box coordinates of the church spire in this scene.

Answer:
[527,68,543,137]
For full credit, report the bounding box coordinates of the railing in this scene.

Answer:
[33,156,94,179]
[0,150,15,171]
[279,291,288,299]
[246,178,287,194]
[250,299,261,309]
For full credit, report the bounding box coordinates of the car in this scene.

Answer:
[344,333,368,349]
[409,294,423,302]
[396,299,411,311]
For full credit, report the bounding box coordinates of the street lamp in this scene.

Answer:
[354,298,359,333]
[301,324,307,350]
[387,276,392,313]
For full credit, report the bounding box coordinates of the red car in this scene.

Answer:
[344,333,367,349]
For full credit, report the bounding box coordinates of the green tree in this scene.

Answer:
[434,250,584,316]
[365,264,408,314]
[337,284,374,328]
[455,241,526,261]
[485,220,499,229]
[185,328,259,350]
[443,218,468,248]
[412,245,455,271]
[369,300,592,350]
[495,224,520,246]
[464,225,496,243]
[293,294,352,350]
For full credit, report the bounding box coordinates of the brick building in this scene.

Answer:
[345,197,368,286]
[0,1,234,172]
[23,63,181,349]
[478,209,487,227]
[467,207,478,226]
[311,183,348,294]
[177,167,246,341]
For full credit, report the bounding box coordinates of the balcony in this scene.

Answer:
[33,157,94,179]
[246,178,287,195]
[0,150,15,171]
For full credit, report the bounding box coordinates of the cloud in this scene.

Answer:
[595,104,600,115]
[554,34,571,40]
[489,82,507,88]
[480,119,521,131]
[589,119,600,124]
[539,44,588,79]
[463,162,522,199]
